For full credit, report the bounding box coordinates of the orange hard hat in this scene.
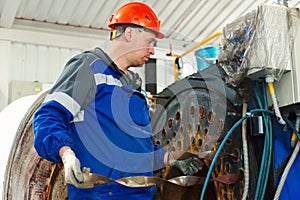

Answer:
[108,2,164,39]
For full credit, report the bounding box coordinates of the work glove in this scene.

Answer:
[165,151,204,176]
[61,149,94,188]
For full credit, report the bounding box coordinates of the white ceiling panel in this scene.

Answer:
[191,0,235,41]
[79,0,106,27]
[34,0,53,20]
[200,0,250,40]
[15,0,27,17]
[152,0,170,16]
[167,1,207,41]
[0,0,21,27]
[57,0,80,24]
[157,0,182,28]
[46,0,66,22]
[68,0,93,25]
[182,1,221,42]
[1,0,300,49]
[162,0,195,34]
[92,0,116,28]
[21,0,40,19]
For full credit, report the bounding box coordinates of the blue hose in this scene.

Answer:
[261,82,273,200]
[254,81,273,200]
[199,80,299,200]
[199,81,300,200]
[200,109,274,200]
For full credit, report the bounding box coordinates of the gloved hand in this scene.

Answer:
[165,151,204,175]
[61,148,94,188]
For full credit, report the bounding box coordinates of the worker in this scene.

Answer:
[33,2,203,199]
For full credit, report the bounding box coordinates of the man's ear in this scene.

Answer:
[124,27,133,42]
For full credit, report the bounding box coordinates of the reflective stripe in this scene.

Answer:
[94,73,122,86]
[73,110,84,122]
[44,92,81,117]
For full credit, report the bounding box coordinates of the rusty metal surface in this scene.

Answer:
[151,66,243,199]
[2,90,68,200]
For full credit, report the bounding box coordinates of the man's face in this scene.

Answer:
[128,27,157,67]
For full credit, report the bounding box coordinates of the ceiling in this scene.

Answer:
[1,0,300,51]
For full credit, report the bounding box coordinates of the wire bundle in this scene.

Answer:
[253,81,273,200]
[200,81,274,200]
[199,80,300,200]
[200,107,274,199]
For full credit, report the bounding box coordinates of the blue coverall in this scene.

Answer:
[33,47,166,199]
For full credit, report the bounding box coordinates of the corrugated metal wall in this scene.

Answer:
[8,42,185,91]
[0,40,83,110]
[0,39,184,110]
[11,42,81,83]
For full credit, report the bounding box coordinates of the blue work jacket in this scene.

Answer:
[33,47,165,199]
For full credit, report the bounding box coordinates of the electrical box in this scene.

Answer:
[273,9,300,110]
[246,4,295,80]
[9,80,42,103]
[218,4,297,88]
[218,3,300,110]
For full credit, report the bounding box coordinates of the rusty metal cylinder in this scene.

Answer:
[0,91,68,200]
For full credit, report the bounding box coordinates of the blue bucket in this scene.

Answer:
[195,46,221,70]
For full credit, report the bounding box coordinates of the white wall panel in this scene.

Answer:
[24,44,38,81]
[47,46,61,82]
[156,59,174,93]
[0,27,182,111]
[11,43,26,81]
[10,41,179,93]
[0,41,11,110]
[10,42,80,84]
[36,45,49,82]
[0,41,82,111]
[3,42,82,110]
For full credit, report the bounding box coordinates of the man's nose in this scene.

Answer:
[149,44,155,55]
